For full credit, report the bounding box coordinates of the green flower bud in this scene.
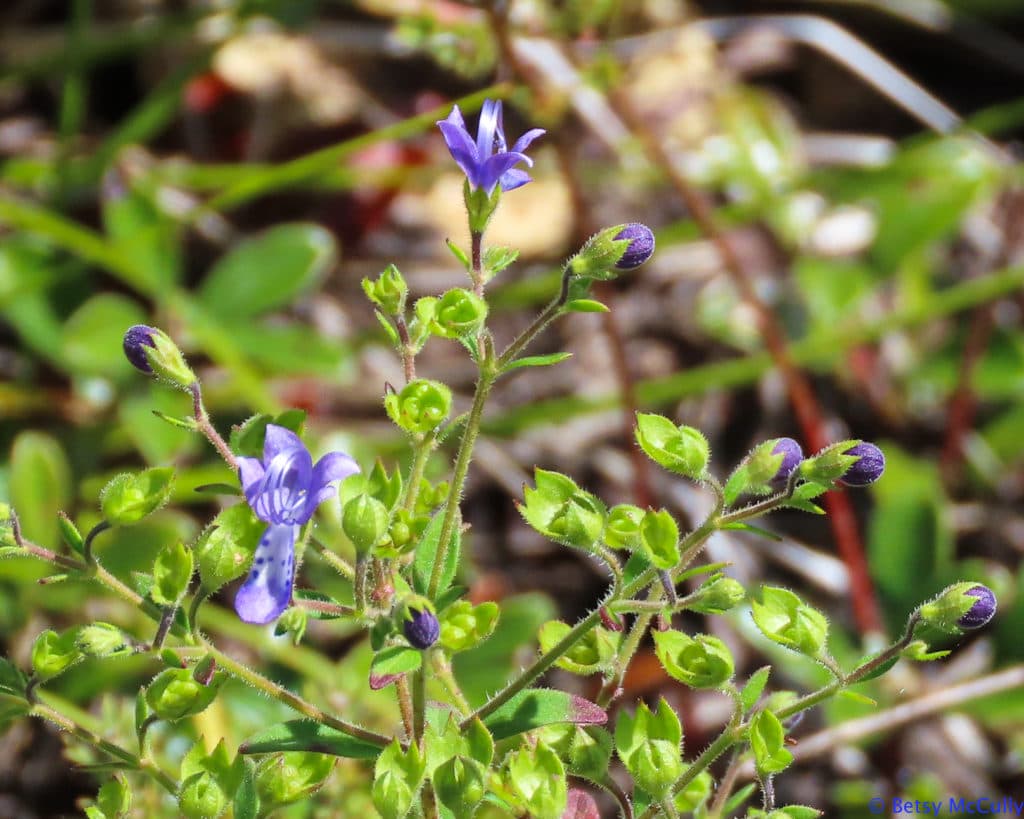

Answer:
[274,606,308,645]
[639,509,680,569]
[97,774,132,818]
[76,623,130,658]
[919,582,998,633]
[100,467,175,526]
[372,740,425,819]
[654,630,735,689]
[256,752,335,809]
[675,770,714,813]
[615,699,683,799]
[122,325,195,390]
[465,181,502,235]
[145,667,225,721]
[432,288,488,338]
[434,755,486,819]
[179,772,227,819]
[342,494,390,555]
[31,629,81,680]
[570,223,654,280]
[566,726,613,782]
[635,413,709,479]
[362,264,408,315]
[505,741,567,819]
[384,379,452,435]
[749,710,793,776]
[687,576,746,614]
[440,601,500,653]
[519,469,607,552]
[751,586,829,658]
[605,504,644,551]
[539,620,619,675]
[152,540,193,607]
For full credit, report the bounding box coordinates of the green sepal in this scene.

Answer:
[372,740,425,819]
[384,379,452,435]
[254,752,335,810]
[145,666,225,721]
[151,540,193,606]
[635,413,710,479]
[751,586,830,658]
[615,699,684,798]
[31,628,82,680]
[439,600,499,652]
[504,741,567,819]
[748,710,793,775]
[653,630,735,689]
[100,467,175,526]
[97,773,132,818]
[194,503,265,592]
[538,620,619,675]
[639,509,680,569]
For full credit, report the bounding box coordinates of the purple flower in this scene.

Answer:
[404,607,440,650]
[234,425,359,624]
[769,437,804,489]
[437,99,545,194]
[839,442,886,486]
[123,325,158,373]
[959,585,997,630]
[614,223,656,269]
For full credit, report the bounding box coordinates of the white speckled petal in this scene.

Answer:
[234,523,298,624]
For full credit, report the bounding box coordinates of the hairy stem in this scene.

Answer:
[191,382,237,469]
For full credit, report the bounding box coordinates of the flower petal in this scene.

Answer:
[479,151,531,194]
[263,424,306,463]
[499,167,533,191]
[253,444,313,525]
[237,456,265,507]
[475,99,503,160]
[511,128,545,154]
[234,523,298,624]
[437,120,483,187]
[308,451,360,511]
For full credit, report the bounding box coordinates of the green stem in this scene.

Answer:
[428,371,494,600]
[191,382,238,469]
[659,795,680,818]
[402,435,435,514]
[201,639,390,748]
[355,558,370,613]
[395,675,415,742]
[432,653,472,716]
[413,664,427,746]
[82,520,111,565]
[31,702,179,794]
[496,264,572,370]
[310,537,355,581]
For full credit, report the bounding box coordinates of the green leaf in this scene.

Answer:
[9,430,70,546]
[60,293,146,377]
[229,410,307,458]
[562,299,609,313]
[239,720,383,758]
[503,352,572,373]
[103,181,182,288]
[199,224,336,319]
[371,645,422,678]
[100,467,175,526]
[740,666,771,711]
[412,512,460,599]
[194,504,265,592]
[482,689,606,741]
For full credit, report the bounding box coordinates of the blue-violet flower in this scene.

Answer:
[235,424,359,624]
[123,324,159,373]
[404,607,441,650]
[437,99,545,194]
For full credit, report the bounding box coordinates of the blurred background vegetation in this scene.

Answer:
[2,0,1024,816]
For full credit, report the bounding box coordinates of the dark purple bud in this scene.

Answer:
[769,437,804,488]
[404,607,440,650]
[614,223,655,269]
[123,324,159,373]
[959,585,997,630]
[840,442,885,486]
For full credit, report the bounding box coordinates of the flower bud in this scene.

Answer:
[919,582,997,633]
[615,699,683,799]
[432,288,488,338]
[613,223,656,269]
[654,630,735,689]
[434,755,486,819]
[256,752,335,809]
[178,772,226,819]
[342,494,390,555]
[31,629,81,679]
[751,587,829,657]
[639,509,680,569]
[122,324,195,390]
[839,442,885,486]
[688,576,745,614]
[145,666,224,721]
[519,469,607,552]
[766,438,803,488]
[635,413,709,479]
[539,620,619,675]
[547,496,606,552]
[97,774,132,818]
[440,600,499,652]
[76,623,129,658]
[384,379,452,435]
[362,264,408,315]
[571,223,655,279]
[605,504,644,551]
[401,600,440,650]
